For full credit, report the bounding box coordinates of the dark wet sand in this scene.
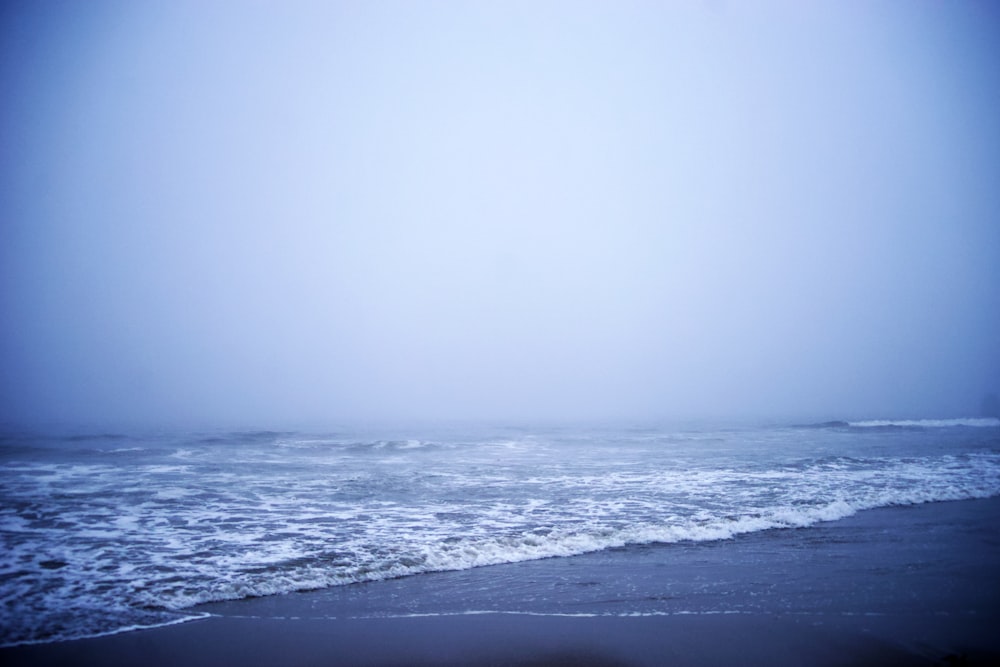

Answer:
[5,497,1000,666]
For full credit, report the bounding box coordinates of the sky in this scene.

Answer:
[1,0,998,427]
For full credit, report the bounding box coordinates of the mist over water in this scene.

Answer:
[2,1,998,427]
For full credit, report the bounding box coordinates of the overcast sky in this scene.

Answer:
[1,0,998,427]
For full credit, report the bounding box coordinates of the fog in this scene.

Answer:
[2,1,998,427]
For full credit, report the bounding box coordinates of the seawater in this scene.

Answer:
[1,419,998,646]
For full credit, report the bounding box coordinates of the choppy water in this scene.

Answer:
[1,418,998,646]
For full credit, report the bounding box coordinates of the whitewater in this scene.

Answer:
[1,418,998,646]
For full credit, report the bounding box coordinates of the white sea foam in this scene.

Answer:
[151,469,1000,612]
[849,417,1000,428]
[1,612,210,648]
[2,423,999,646]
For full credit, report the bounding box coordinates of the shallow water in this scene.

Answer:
[2,419,998,645]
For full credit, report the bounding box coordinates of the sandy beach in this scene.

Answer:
[4,496,999,666]
[6,611,989,667]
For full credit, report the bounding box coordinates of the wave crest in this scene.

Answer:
[849,418,1000,428]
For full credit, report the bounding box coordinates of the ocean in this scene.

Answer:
[1,418,999,647]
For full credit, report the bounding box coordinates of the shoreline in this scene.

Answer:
[4,496,1000,666]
